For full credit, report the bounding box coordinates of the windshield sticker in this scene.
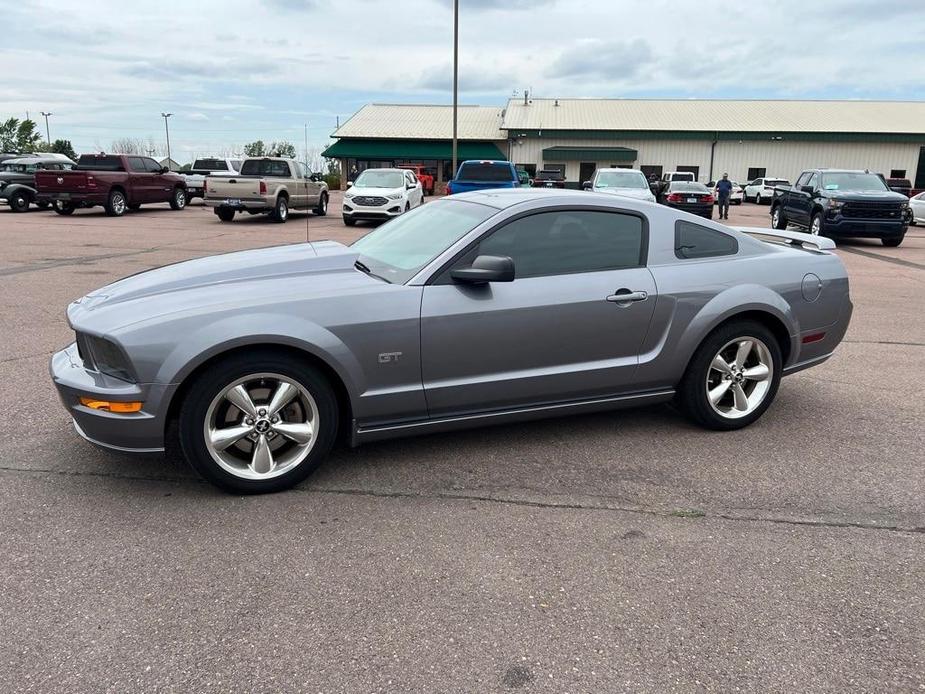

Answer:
[824,184,839,190]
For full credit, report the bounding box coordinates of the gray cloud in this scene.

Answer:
[546,39,655,80]
[417,64,516,93]
[124,58,281,81]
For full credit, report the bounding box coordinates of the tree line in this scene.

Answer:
[0,117,77,160]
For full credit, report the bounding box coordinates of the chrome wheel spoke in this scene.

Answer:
[209,424,253,451]
[267,381,298,417]
[743,363,770,381]
[226,384,257,417]
[251,435,274,474]
[709,380,732,405]
[273,421,313,445]
[732,384,749,412]
[711,355,733,376]
[734,340,754,368]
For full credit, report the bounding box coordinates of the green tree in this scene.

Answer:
[0,118,43,153]
[269,140,296,158]
[42,139,78,160]
[243,140,266,156]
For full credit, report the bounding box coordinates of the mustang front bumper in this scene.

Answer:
[50,343,173,453]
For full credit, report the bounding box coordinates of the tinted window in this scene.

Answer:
[192,159,229,171]
[127,157,147,172]
[476,210,644,279]
[535,170,564,181]
[144,158,163,172]
[675,221,738,260]
[457,162,515,182]
[240,159,292,177]
[668,182,710,193]
[795,172,811,188]
[76,155,124,171]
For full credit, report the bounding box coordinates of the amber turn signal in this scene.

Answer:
[79,397,143,413]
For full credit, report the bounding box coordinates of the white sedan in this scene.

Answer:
[583,168,656,202]
[909,191,925,225]
[343,168,423,226]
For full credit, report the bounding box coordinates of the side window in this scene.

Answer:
[795,172,811,188]
[473,210,645,279]
[806,173,818,190]
[144,158,162,172]
[675,221,738,260]
[231,160,242,171]
[127,157,147,172]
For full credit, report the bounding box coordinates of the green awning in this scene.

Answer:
[542,146,637,162]
[322,138,506,161]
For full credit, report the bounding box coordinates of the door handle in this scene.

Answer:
[606,289,648,305]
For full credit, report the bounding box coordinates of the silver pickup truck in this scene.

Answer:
[183,157,242,201]
[204,157,329,223]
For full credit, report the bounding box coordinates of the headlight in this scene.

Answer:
[386,192,403,200]
[344,192,354,199]
[827,199,845,210]
[76,333,135,382]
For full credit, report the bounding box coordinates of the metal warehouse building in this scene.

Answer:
[324,98,925,191]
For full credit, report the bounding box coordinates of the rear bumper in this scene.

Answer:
[665,202,712,219]
[41,192,107,205]
[50,343,171,453]
[204,197,271,212]
[784,296,853,375]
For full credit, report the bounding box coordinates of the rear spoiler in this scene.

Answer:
[733,226,836,251]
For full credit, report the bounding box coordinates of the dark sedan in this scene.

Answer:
[661,182,714,219]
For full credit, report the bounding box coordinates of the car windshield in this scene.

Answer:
[536,171,563,180]
[192,159,229,171]
[351,200,497,284]
[594,171,647,189]
[670,182,709,193]
[457,162,515,182]
[354,170,404,188]
[75,155,123,171]
[821,172,889,192]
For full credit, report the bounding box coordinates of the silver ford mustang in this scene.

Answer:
[51,190,852,493]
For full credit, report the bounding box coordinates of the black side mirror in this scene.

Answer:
[800,185,814,194]
[160,167,170,174]
[582,181,592,190]
[450,255,515,284]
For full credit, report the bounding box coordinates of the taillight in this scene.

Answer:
[446,181,452,195]
[703,194,715,204]
[203,178,208,193]
[259,181,267,195]
[667,193,682,202]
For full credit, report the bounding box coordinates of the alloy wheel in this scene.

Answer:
[811,217,821,235]
[772,208,780,227]
[705,337,773,419]
[203,373,319,480]
[112,193,126,215]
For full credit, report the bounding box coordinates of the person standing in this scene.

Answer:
[716,173,733,220]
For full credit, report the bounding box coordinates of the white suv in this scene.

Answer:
[743,177,791,205]
[343,168,423,226]
[584,168,656,202]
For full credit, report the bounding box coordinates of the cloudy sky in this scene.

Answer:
[5,0,924,161]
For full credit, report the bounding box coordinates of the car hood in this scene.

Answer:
[68,240,369,329]
[826,190,910,202]
[593,187,655,201]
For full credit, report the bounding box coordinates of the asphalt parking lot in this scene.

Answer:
[1,193,923,692]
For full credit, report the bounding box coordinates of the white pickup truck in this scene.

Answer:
[182,158,242,201]
[204,157,329,223]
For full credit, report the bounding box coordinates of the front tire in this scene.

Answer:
[314,192,328,216]
[105,189,127,217]
[271,195,289,223]
[178,351,338,494]
[677,320,782,431]
[755,192,762,205]
[882,235,904,247]
[810,212,827,238]
[169,187,187,210]
[9,191,29,212]
[343,216,356,226]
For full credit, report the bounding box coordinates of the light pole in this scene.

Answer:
[40,111,52,144]
[161,112,173,169]
[451,0,458,180]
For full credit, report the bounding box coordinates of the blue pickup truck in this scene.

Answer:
[446,160,520,195]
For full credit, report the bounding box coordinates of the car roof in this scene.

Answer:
[358,167,406,173]
[2,157,66,165]
[596,168,645,174]
[448,188,662,210]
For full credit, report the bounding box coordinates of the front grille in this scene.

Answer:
[352,196,388,207]
[841,201,902,220]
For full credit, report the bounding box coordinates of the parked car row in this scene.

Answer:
[0,154,75,212]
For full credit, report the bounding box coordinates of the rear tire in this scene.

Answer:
[271,196,289,223]
[678,320,782,431]
[216,207,236,222]
[105,189,127,217]
[882,235,904,247]
[53,201,75,216]
[755,193,762,205]
[178,351,338,494]
[314,192,328,216]
[9,191,29,212]
[771,204,787,229]
[169,187,187,210]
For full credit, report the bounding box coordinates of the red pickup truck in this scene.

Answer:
[35,153,188,216]
[398,165,435,196]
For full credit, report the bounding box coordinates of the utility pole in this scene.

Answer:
[161,112,173,168]
[40,112,52,144]
[451,0,459,179]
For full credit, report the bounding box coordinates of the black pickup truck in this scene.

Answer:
[770,169,910,247]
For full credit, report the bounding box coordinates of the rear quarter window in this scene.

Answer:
[675,220,738,260]
[75,155,124,171]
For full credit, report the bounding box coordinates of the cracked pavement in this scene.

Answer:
[1,198,923,692]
